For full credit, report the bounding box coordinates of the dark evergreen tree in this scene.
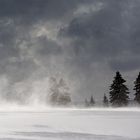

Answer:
[89,95,95,106]
[134,72,140,104]
[103,94,109,107]
[109,71,129,107]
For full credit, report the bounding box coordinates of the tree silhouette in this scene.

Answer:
[109,71,129,107]
[134,72,140,104]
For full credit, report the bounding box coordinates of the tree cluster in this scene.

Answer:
[109,71,140,107]
[85,95,95,107]
[85,71,140,107]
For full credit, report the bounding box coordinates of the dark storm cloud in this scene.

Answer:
[0,19,16,45]
[109,55,140,72]
[0,19,35,82]
[0,0,140,103]
[33,36,62,56]
[0,0,94,81]
[0,0,92,24]
[60,0,140,72]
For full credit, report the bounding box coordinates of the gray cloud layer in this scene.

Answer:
[60,0,140,71]
[0,0,140,103]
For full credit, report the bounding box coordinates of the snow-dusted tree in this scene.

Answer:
[57,78,71,105]
[134,72,140,104]
[109,71,129,107]
[103,94,109,107]
[49,77,59,105]
[49,77,71,105]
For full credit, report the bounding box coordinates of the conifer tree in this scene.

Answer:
[134,72,140,104]
[103,94,109,107]
[109,71,129,107]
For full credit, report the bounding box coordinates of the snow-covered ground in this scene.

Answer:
[0,106,139,140]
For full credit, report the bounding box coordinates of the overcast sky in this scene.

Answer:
[0,0,140,103]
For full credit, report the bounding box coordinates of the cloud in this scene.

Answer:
[60,1,125,58]
[0,0,91,24]
[0,0,140,103]
[59,0,140,73]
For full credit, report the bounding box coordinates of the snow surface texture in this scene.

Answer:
[0,106,139,140]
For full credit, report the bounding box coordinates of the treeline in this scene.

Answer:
[48,71,140,107]
[85,71,140,107]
